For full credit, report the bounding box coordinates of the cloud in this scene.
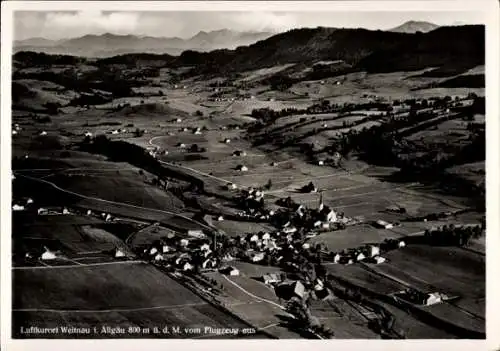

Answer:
[43,11,139,37]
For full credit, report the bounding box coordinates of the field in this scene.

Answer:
[13,262,269,338]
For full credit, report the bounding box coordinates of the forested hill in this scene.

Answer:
[176,25,484,75]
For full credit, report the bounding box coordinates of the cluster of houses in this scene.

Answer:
[12,123,22,136]
[12,197,35,212]
[393,288,450,306]
[136,231,233,273]
[328,238,406,266]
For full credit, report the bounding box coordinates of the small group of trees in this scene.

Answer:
[423,224,483,247]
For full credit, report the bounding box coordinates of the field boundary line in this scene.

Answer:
[12,302,209,314]
[13,260,145,270]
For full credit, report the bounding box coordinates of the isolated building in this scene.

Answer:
[262,273,282,285]
[398,240,406,248]
[115,248,126,258]
[237,165,248,172]
[12,204,26,211]
[41,248,56,260]
[375,219,393,229]
[220,266,239,276]
[40,131,47,136]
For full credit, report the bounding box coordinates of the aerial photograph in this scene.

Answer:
[10,9,486,340]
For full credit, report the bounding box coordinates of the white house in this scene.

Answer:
[176,118,183,123]
[86,210,92,216]
[283,227,297,234]
[250,234,259,242]
[217,215,224,221]
[41,248,56,260]
[178,143,186,148]
[251,252,265,262]
[369,245,380,257]
[262,232,271,241]
[200,243,210,252]
[12,130,18,135]
[334,253,341,264]
[26,198,34,204]
[182,127,189,132]
[162,244,171,253]
[62,207,70,215]
[105,214,112,222]
[115,249,126,258]
[375,219,393,229]
[111,130,119,135]
[150,247,158,255]
[84,132,93,137]
[226,183,237,190]
[323,123,328,128]
[318,160,325,166]
[321,222,330,229]
[154,253,164,261]
[263,273,281,285]
[37,208,48,215]
[425,293,443,306]
[40,131,47,136]
[398,240,406,248]
[183,262,194,271]
[314,279,325,291]
[237,165,248,172]
[221,266,240,276]
[302,243,311,250]
[12,204,25,211]
[180,238,190,247]
[374,256,386,264]
[356,252,366,262]
[224,138,231,144]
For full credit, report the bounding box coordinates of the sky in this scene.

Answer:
[14,10,486,41]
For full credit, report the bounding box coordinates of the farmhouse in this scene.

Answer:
[250,251,265,262]
[398,240,406,248]
[224,138,231,144]
[236,165,248,172]
[180,238,190,247]
[187,230,205,239]
[114,248,126,258]
[41,248,56,260]
[275,281,306,300]
[374,219,394,229]
[220,266,239,276]
[226,183,237,190]
[84,132,93,137]
[12,204,25,211]
[318,160,325,166]
[262,273,282,285]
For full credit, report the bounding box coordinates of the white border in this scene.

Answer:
[1,2,499,351]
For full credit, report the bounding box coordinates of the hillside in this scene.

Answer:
[176,25,484,77]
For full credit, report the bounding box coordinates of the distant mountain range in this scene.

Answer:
[13,29,274,58]
[389,20,440,33]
